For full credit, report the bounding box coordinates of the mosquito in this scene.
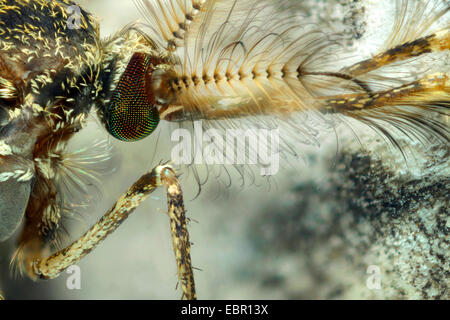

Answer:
[0,0,448,300]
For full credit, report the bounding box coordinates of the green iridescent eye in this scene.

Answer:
[106,52,160,142]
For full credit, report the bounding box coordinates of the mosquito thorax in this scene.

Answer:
[0,1,108,243]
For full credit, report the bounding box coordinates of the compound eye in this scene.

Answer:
[106,52,160,142]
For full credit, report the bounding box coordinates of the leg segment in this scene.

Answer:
[162,170,196,300]
[320,73,449,113]
[29,164,196,299]
[342,29,449,77]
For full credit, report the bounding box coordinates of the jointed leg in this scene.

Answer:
[320,73,449,113]
[342,29,449,77]
[29,164,196,300]
[162,172,196,300]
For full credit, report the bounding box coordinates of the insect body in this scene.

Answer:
[0,0,101,255]
[0,0,154,276]
[0,0,196,299]
[0,0,448,299]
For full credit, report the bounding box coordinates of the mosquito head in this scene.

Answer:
[97,25,181,143]
[102,52,160,142]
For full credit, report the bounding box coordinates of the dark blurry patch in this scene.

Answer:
[245,145,449,299]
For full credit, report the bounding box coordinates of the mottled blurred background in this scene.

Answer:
[0,0,448,299]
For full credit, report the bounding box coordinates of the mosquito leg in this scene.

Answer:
[342,29,449,77]
[26,164,196,300]
[161,168,197,300]
[320,72,449,113]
